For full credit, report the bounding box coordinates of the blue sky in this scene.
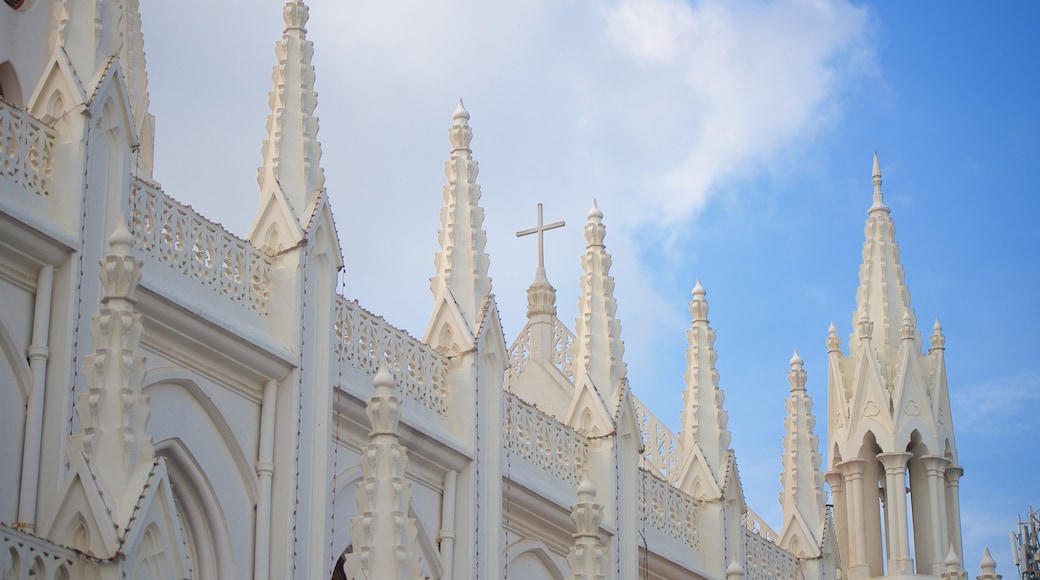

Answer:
[139,0,1039,574]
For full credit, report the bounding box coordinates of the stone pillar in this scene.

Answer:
[825,470,849,575]
[922,455,952,574]
[838,459,870,580]
[946,465,965,566]
[877,452,913,575]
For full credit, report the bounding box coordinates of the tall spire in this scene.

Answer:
[851,152,917,360]
[679,280,731,476]
[571,200,627,404]
[426,100,493,336]
[778,351,826,558]
[248,0,326,251]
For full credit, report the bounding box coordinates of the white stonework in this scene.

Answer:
[0,2,971,579]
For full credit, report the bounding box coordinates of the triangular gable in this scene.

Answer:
[827,354,851,435]
[891,346,937,436]
[302,191,344,271]
[614,383,645,454]
[720,451,746,514]
[473,297,507,365]
[423,289,476,356]
[121,459,191,580]
[564,374,614,437]
[247,187,307,253]
[678,444,723,501]
[44,453,120,558]
[86,58,138,149]
[848,347,893,435]
[779,510,822,559]
[28,47,88,121]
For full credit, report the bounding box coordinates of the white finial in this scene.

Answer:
[283,0,309,30]
[828,321,838,335]
[945,544,961,568]
[587,198,603,222]
[577,471,597,500]
[453,99,470,125]
[692,279,705,297]
[934,318,942,333]
[790,350,803,368]
[373,365,395,396]
[870,151,889,214]
[980,547,997,572]
[109,216,134,256]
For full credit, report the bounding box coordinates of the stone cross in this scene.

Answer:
[516,203,565,269]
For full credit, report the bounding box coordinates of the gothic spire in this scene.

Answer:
[426,100,493,336]
[679,280,731,476]
[851,152,918,360]
[571,200,627,404]
[248,0,326,251]
[778,351,826,558]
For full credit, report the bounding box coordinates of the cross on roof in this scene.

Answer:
[516,203,565,269]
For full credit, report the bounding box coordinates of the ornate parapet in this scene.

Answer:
[130,177,272,314]
[507,316,576,383]
[633,397,682,485]
[638,468,699,549]
[742,525,798,580]
[0,524,76,580]
[335,296,449,416]
[503,392,588,487]
[0,100,54,198]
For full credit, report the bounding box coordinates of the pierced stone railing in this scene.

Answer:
[0,99,54,197]
[335,297,449,416]
[506,316,576,383]
[130,177,272,314]
[742,508,781,543]
[0,525,76,580]
[503,392,587,487]
[633,397,682,485]
[742,526,798,580]
[638,468,699,549]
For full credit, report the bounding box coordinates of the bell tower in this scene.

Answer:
[825,154,963,580]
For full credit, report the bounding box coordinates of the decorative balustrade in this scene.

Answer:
[742,526,798,580]
[0,525,76,580]
[335,297,449,416]
[0,99,54,197]
[633,397,683,485]
[503,392,587,486]
[130,177,272,314]
[506,316,576,383]
[638,468,699,549]
[742,508,781,543]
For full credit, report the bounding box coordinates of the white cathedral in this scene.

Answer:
[0,1,1004,579]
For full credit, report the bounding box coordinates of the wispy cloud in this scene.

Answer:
[952,372,1040,437]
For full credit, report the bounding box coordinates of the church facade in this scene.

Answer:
[0,1,986,579]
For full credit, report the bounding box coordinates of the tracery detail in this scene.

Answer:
[742,526,798,580]
[504,392,588,486]
[335,297,449,416]
[633,397,682,484]
[131,178,272,314]
[0,100,53,197]
[638,469,699,549]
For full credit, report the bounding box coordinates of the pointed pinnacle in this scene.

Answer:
[283,0,309,31]
[587,198,603,222]
[453,99,470,125]
[870,151,888,213]
[790,350,803,368]
[692,278,705,297]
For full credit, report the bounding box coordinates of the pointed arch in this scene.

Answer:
[0,61,23,106]
[503,538,568,580]
[154,438,234,580]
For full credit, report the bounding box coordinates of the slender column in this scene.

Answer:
[918,455,950,574]
[439,469,457,580]
[839,459,870,580]
[945,465,964,566]
[878,452,913,575]
[17,264,54,531]
[254,379,277,580]
[825,471,849,572]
